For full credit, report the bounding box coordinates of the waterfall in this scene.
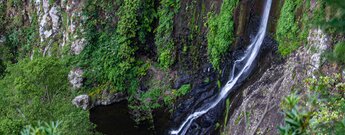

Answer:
[170,0,272,134]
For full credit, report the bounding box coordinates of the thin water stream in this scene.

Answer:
[170,0,273,134]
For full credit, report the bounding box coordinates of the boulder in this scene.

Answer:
[72,94,90,110]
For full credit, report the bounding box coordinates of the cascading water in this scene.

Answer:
[170,0,272,134]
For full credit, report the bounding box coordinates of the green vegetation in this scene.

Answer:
[79,0,183,126]
[0,57,93,134]
[79,0,150,94]
[155,0,180,69]
[176,84,191,96]
[279,74,345,135]
[319,0,345,33]
[327,42,345,64]
[21,121,61,135]
[279,93,311,134]
[138,0,156,45]
[207,0,238,69]
[0,0,39,65]
[280,1,345,134]
[276,0,309,57]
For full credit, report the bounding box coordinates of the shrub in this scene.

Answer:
[319,0,345,33]
[20,121,61,135]
[276,0,308,57]
[0,57,93,134]
[280,74,345,135]
[79,0,150,94]
[155,0,180,69]
[207,0,238,69]
[279,93,311,135]
[176,84,191,96]
[332,42,345,64]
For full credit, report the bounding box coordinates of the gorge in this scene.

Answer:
[170,0,272,134]
[0,0,344,135]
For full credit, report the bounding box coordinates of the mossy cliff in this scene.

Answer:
[0,0,344,134]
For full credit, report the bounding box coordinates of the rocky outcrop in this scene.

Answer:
[68,68,84,89]
[32,0,86,56]
[72,94,90,110]
[93,91,127,106]
[225,28,330,135]
[72,91,127,110]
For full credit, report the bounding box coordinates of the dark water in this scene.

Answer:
[90,101,152,135]
[90,100,170,135]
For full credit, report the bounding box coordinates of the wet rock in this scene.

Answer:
[172,74,192,89]
[72,94,90,110]
[68,68,83,89]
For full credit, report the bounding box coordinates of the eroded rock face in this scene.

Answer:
[31,0,87,55]
[68,68,84,89]
[225,28,331,135]
[72,94,90,110]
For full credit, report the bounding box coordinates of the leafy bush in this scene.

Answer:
[327,42,345,64]
[276,0,308,57]
[20,121,61,135]
[207,0,238,69]
[138,0,156,45]
[279,93,311,135]
[0,1,39,62]
[319,0,345,33]
[155,0,180,69]
[280,74,345,135]
[0,57,93,134]
[175,84,191,96]
[79,0,151,94]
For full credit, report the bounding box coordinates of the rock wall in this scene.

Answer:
[224,28,331,135]
[2,0,86,57]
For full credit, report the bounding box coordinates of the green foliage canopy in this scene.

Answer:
[0,57,93,135]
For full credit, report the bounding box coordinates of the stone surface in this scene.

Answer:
[72,94,90,110]
[71,38,86,55]
[93,91,127,107]
[68,68,84,89]
[72,91,127,110]
[225,28,331,135]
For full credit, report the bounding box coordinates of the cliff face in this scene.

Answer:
[0,0,342,134]
[225,28,331,135]
[0,0,86,57]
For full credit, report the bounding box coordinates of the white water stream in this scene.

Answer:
[170,0,272,134]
